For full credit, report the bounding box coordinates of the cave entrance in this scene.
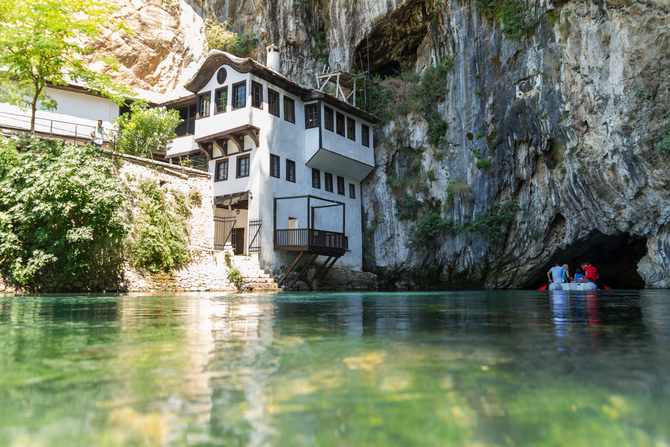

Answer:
[351,1,437,79]
[528,231,647,289]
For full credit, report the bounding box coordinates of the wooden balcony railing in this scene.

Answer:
[274,229,348,255]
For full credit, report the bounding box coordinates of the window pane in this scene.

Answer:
[362,124,370,147]
[215,88,227,113]
[270,154,280,178]
[336,112,345,136]
[312,168,320,188]
[284,97,295,123]
[216,159,228,181]
[337,176,345,195]
[286,159,296,182]
[305,104,319,129]
[324,106,334,131]
[252,82,263,108]
[269,89,279,116]
[233,83,246,108]
[199,93,210,118]
[349,183,355,198]
[347,117,355,141]
[325,173,333,192]
[237,155,250,177]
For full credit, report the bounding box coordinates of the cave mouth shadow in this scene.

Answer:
[528,231,647,289]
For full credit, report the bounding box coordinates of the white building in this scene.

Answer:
[0,83,120,143]
[169,49,377,280]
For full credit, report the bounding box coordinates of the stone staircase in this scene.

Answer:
[232,255,280,292]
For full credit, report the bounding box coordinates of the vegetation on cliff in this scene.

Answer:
[205,16,258,58]
[128,179,192,274]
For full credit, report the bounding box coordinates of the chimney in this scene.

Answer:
[266,45,281,73]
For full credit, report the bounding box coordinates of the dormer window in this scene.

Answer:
[215,87,227,114]
[233,82,246,109]
[198,92,211,118]
[305,104,319,129]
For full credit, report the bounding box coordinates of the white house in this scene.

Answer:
[0,83,120,143]
[174,49,377,281]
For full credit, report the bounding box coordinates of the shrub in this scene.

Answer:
[476,0,540,40]
[476,160,492,169]
[205,17,258,58]
[0,137,127,290]
[394,193,423,221]
[447,181,469,200]
[128,180,190,273]
[224,251,244,290]
[406,210,454,249]
[465,198,519,244]
[113,104,181,159]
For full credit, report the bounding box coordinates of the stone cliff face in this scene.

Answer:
[105,0,670,288]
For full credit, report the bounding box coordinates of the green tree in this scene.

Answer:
[0,137,128,291]
[113,105,181,159]
[0,0,134,133]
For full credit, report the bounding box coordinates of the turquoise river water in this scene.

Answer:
[1,290,669,446]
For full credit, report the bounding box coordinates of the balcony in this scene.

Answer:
[274,229,348,256]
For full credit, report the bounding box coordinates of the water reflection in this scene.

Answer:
[0,290,669,446]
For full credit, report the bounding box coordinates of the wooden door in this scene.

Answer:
[234,228,245,255]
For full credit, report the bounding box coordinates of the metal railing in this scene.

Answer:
[0,110,104,145]
[175,116,195,137]
[274,229,348,251]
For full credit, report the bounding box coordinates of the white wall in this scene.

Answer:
[0,86,119,139]
[196,66,367,270]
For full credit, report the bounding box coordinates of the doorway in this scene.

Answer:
[234,228,245,255]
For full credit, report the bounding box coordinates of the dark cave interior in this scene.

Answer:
[351,1,436,79]
[528,231,648,290]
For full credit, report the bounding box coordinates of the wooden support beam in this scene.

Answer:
[287,254,319,289]
[277,252,305,286]
[320,256,339,281]
[230,134,244,152]
[247,127,260,147]
[307,256,332,286]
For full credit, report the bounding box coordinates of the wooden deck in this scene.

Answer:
[274,229,348,256]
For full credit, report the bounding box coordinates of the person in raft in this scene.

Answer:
[561,264,571,283]
[581,262,599,284]
[547,262,565,284]
[573,268,585,282]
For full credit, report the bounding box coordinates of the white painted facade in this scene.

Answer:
[0,85,119,141]
[184,51,377,271]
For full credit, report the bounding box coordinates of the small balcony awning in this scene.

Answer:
[214,190,250,209]
[306,147,374,182]
[196,124,260,159]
